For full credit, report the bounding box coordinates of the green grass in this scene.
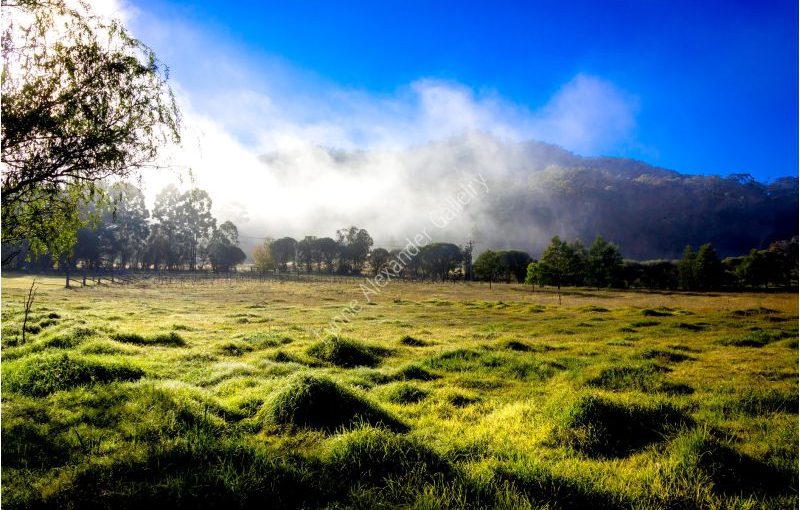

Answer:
[1,275,797,509]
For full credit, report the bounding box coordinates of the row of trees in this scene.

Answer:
[252,231,473,281]
[511,236,797,291]
[3,183,246,272]
[4,172,795,289]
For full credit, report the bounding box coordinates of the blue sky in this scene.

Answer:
[127,0,797,181]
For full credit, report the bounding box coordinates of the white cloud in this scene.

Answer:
[97,1,641,251]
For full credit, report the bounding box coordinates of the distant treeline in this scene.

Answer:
[250,233,797,290]
[2,182,797,290]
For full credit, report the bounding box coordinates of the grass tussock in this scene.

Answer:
[5,353,143,396]
[307,336,391,367]
[384,382,429,404]
[260,373,406,432]
[215,340,254,356]
[394,363,439,381]
[325,426,452,486]
[586,362,693,394]
[111,331,186,347]
[638,348,693,363]
[721,388,799,416]
[718,330,787,347]
[642,308,673,317]
[670,428,794,496]
[1,275,796,509]
[495,462,623,509]
[399,335,428,346]
[552,394,692,457]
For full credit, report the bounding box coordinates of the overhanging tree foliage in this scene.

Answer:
[1,0,180,262]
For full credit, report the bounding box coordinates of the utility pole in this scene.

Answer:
[463,240,474,282]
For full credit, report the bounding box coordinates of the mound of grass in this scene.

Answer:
[2,421,72,469]
[241,331,293,348]
[384,383,429,404]
[718,330,785,347]
[587,362,692,394]
[394,364,439,381]
[424,349,490,371]
[641,308,673,317]
[672,429,791,495]
[552,394,691,458]
[445,391,482,407]
[503,340,530,351]
[676,322,706,332]
[307,336,390,368]
[40,326,97,350]
[638,348,693,363]
[399,335,428,347]
[630,320,660,327]
[582,305,610,313]
[111,331,186,347]
[261,373,406,432]
[326,426,451,486]
[722,389,799,416]
[5,354,144,396]
[495,463,623,509]
[731,307,780,317]
[215,340,254,356]
[270,350,303,364]
[23,324,42,334]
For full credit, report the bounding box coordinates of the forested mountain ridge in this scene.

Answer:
[256,134,796,260]
[486,144,797,258]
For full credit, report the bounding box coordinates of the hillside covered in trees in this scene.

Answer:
[253,134,797,260]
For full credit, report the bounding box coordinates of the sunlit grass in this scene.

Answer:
[1,274,797,508]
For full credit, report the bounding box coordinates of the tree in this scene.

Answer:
[735,248,777,288]
[150,186,215,269]
[103,182,150,268]
[270,237,297,271]
[297,236,318,273]
[695,243,723,290]
[498,250,532,283]
[368,248,390,277]
[536,236,586,289]
[336,227,373,274]
[419,243,462,281]
[524,261,539,290]
[767,238,799,287]
[2,0,180,263]
[179,189,215,270]
[677,245,697,290]
[207,221,245,272]
[252,241,275,272]
[315,237,339,273]
[586,236,624,288]
[473,250,504,287]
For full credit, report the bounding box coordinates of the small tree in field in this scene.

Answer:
[537,236,586,290]
[524,261,539,291]
[473,250,503,288]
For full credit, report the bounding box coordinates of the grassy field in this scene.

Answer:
[1,274,798,509]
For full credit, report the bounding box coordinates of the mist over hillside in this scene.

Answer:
[234,133,796,260]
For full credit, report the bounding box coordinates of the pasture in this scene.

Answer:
[1,275,797,509]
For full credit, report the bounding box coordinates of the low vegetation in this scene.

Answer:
[1,275,797,509]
